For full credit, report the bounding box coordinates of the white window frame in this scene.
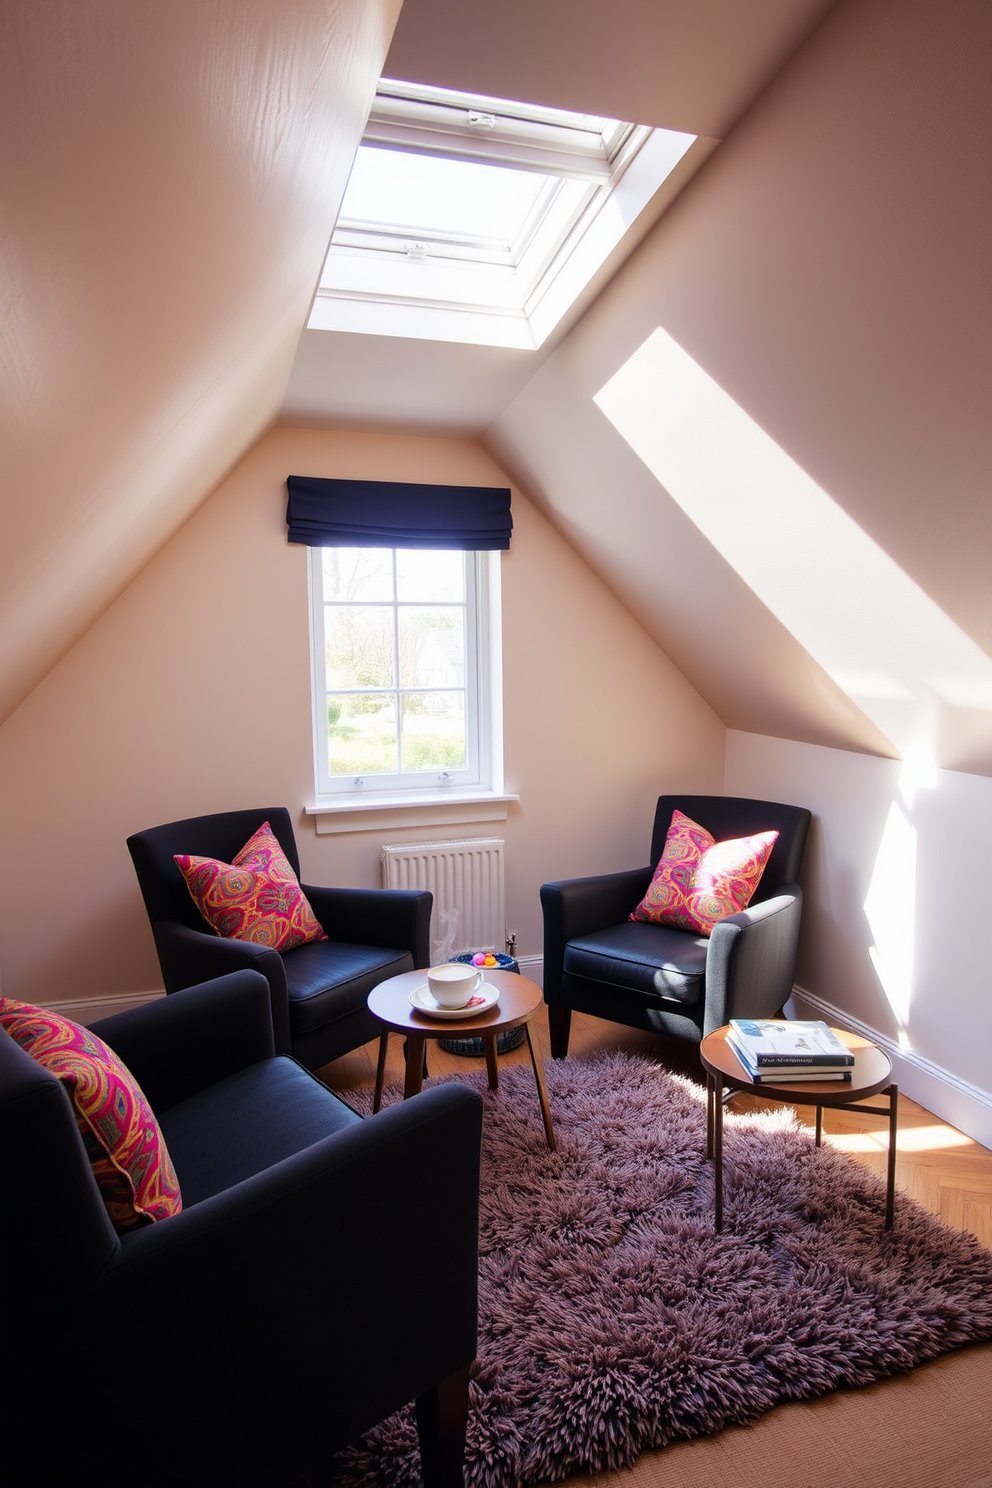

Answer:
[307,547,508,828]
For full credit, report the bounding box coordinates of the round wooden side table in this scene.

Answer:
[699,1024,897,1231]
[367,967,556,1150]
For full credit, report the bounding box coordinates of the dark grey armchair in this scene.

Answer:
[1,970,482,1488]
[541,795,811,1056]
[127,806,432,1069]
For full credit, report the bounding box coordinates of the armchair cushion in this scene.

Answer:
[158,1055,361,1206]
[0,997,182,1231]
[175,820,326,952]
[631,808,778,936]
[564,921,709,1004]
[285,940,412,1034]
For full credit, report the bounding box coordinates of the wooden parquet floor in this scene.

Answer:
[322,1005,992,1249]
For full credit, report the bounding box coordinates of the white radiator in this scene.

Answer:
[381,838,505,964]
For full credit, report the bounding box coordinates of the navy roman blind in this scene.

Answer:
[286,476,512,550]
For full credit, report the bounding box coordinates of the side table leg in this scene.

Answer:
[815,1105,823,1147]
[482,1033,500,1091]
[885,1084,899,1230]
[714,1072,724,1233]
[706,1071,714,1159]
[404,1033,428,1099]
[524,1020,557,1152]
[373,1031,389,1113]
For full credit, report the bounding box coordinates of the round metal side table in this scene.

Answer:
[700,1024,898,1233]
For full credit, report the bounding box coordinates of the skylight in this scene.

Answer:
[309,80,697,350]
[340,149,552,248]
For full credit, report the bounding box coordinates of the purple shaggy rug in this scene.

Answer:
[334,1050,992,1488]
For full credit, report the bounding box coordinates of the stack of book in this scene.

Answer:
[726,1018,855,1083]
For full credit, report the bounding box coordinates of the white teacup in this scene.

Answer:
[427,962,484,1009]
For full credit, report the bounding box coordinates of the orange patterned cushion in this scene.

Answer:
[630,809,778,936]
[0,998,182,1232]
[174,821,327,952]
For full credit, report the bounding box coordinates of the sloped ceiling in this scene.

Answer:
[6,0,991,777]
[282,0,835,433]
[0,0,837,733]
[0,0,400,726]
[358,0,992,776]
[488,0,992,775]
[385,0,835,138]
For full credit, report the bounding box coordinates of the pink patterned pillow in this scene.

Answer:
[0,998,182,1232]
[630,809,778,936]
[175,821,327,952]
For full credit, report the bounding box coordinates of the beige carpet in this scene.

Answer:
[548,1342,992,1488]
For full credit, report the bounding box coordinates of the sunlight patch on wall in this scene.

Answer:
[863,799,917,1039]
[898,756,938,808]
[593,328,992,768]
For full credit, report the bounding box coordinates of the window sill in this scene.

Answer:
[305,791,520,836]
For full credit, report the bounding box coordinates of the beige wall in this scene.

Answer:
[4,0,988,1144]
[726,730,992,1145]
[0,426,724,1007]
[488,0,992,773]
[481,0,992,1138]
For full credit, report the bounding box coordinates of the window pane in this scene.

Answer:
[310,543,491,797]
[400,693,466,771]
[341,146,550,245]
[325,606,395,689]
[327,695,397,776]
[321,548,394,602]
[396,549,464,603]
[398,606,464,689]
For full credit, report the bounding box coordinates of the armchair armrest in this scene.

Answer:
[541,868,653,1003]
[151,918,291,1054]
[90,970,275,1112]
[704,885,804,1034]
[303,885,432,967]
[88,1083,482,1471]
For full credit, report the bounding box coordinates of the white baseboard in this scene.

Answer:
[36,966,546,1030]
[790,985,992,1151]
[44,990,165,1025]
[42,967,546,1028]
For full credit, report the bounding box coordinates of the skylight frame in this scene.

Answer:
[364,78,630,179]
[309,79,697,350]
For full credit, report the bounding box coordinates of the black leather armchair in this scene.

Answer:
[1,971,482,1488]
[127,806,432,1069]
[542,795,811,1056]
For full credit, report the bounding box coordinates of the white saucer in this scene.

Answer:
[409,983,500,1020]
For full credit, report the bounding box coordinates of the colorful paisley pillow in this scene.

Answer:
[0,998,182,1232]
[174,820,327,952]
[630,809,779,936]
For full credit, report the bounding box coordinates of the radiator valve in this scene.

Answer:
[505,931,517,957]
